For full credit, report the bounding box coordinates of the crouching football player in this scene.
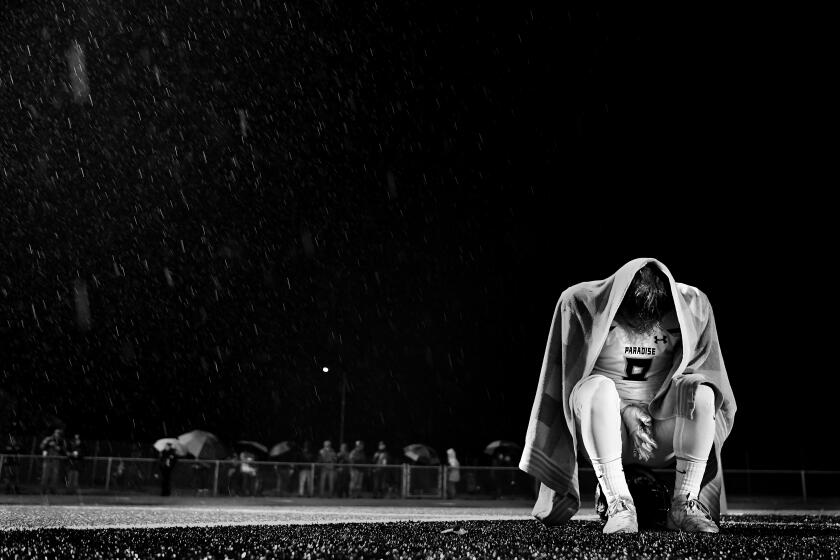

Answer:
[519,259,736,534]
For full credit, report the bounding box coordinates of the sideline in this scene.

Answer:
[0,502,534,530]
[2,495,837,532]
[0,494,536,508]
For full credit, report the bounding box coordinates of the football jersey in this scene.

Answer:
[591,311,681,406]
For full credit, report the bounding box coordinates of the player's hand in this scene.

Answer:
[622,404,657,462]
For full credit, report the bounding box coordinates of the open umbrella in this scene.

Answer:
[403,443,440,465]
[153,438,187,456]
[483,440,522,457]
[234,440,269,457]
[177,430,228,459]
[269,441,291,457]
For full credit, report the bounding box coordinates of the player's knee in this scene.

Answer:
[586,375,620,410]
[693,384,716,417]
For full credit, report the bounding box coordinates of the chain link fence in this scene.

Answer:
[2,454,838,503]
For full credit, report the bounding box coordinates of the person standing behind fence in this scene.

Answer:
[239,452,258,496]
[226,452,242,496]
[2,432,22,494]
[297,441,315,497]
[191,461,211,496]
[159,442,179,496]
[128,443,145,490]
[317,440,338,497]
[490,452,510,499]
[446,448,461,499]
[372,441,391,498]
[40,428,67,495]
[274,461,294,497]
[503,453,517,494]
[66,433,84,496]
[335,442,350,498]
[349,440,367,498]
[113,459,127,490]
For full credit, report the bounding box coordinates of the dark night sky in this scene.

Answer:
[1,2,834,467]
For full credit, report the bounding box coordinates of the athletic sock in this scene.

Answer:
[674,457,706,501]
[593,458,631,504]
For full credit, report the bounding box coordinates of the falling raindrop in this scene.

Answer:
[386,170,398,199]
[238,109,248,138]
[73,278,91,331]
[65,40,90,105]
[301,230,316,256]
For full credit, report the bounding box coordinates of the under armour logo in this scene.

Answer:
[654,335,668,344]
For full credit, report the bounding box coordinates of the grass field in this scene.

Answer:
[2,499,838,559]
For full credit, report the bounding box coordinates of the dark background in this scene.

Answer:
[0,2,834,467]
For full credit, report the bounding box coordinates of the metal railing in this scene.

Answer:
[1,454,838,503]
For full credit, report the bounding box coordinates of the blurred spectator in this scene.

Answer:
[127,443,145,490]
[490,452,503,498]
[239,452,258,496]
[159,442,179,496]
[191,461,211,496]
[1,432,22,494]
[66,433,84,495]
[465,470,478,495]
[490,452,514,498]
[335,442,350,498]
[113,459,127,490]
[503,454,516,494]
[297,441,315,497]
[317,440,337,497]
[349,440,367,498]
[40,428,67,495]
[273,461,294,497]
[446,448,461,499]
[372,441,392,498]
[413,448,436,495]
[226,453,241,496]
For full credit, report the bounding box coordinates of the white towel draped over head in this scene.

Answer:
[519,258,737,525]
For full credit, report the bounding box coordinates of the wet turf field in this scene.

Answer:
[2,512,838,559]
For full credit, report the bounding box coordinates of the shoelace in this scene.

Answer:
[607,499,631,516]
[681,496,713,520]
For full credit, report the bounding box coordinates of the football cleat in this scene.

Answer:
[667,494,719,533]
[595,466,670,530]
[603,498,639,534]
